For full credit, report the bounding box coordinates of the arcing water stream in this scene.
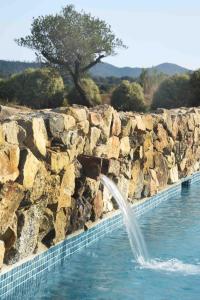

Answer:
[100,175,200,275]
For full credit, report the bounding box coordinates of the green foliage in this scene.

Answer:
[0,68,65,108]
[68,78,101,106]
[111,80,146,112]
[151,74,191,109]
[16,5,126,107]
[189,69,200,106]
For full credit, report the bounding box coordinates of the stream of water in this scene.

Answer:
[100,174,200,275]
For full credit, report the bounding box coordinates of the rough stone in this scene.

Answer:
[0,183,24,235]
[2,121,26,146]
[0,145,20,183]
[107,136,120,159]
[18,149,41,189]
[129,160,144,199]
[0,241,5,269]
[120,137,130,156]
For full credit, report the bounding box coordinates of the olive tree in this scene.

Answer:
[16,5,126,107]
[68,78,101,106]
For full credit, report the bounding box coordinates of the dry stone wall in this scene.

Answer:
[0,104,200,268]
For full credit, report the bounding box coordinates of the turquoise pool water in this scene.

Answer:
[15,183,200,299]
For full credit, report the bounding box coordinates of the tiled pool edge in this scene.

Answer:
[1,171,200,299]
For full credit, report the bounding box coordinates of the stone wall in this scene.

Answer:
[0,104,200,268]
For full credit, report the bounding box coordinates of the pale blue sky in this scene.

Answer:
[0,0,200,69]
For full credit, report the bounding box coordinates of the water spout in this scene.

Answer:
[100,174,149,264]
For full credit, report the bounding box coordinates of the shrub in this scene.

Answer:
[111,80,146,112]
[68,78,101,106]
[151,74,191,109]
[0,68,65,109]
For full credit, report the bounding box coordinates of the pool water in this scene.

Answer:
[19,183,200,299]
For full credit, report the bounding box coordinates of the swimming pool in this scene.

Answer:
[9,181,200,300]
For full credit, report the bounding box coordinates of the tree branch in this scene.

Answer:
[81,54,105,73]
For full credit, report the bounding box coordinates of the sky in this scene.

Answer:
[0,0,200,70]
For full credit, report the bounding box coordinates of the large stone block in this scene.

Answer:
[2,121,26,146]
[0,145,20,183]
[18,149,41,189]
[0,183,24,235]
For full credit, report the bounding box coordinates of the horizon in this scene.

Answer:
[0,0,200,70]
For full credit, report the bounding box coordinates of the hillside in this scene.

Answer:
[90,62,191,78]
[0,60,191,78]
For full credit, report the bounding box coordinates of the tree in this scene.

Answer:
[16,5,126,107]
[68,78,101,106]
[189,69,200,106]
[0,68,65,109]
[111,80,146,112]
[151,74,191,109]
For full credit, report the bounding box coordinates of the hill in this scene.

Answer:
[0,60,191,78]
[90,62,191,78]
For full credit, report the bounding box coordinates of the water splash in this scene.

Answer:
[100,174,148,263]
[139,258,200,275]
[100,174,200,275]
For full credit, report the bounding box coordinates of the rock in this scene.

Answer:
[18,149,41,189]
[66,106,88,122]
[107,136,120,159]
[30,164,50,203]
[58,163,75,210]
[77,120,89,134]
[143,169,159,197]
[48,150,70,174]
[120,137,130,157]
[5,201,47,264]
[0,124,4,145]
[154,123,169,152]
[49,114,76,139]
[102,183,114,213]
[116,175,130,199]
[0,145,20,183]
[111,111,121,136]
[2,121,26,146]
[143,114,153,131]
[120,161,132,179]
[84,127,101,155]
[93,190,104,220]
[54,208,70,244]
[38,208,54,244]
[129,160,144,199]
[0,241,5,269]
[120,113,136,136]
[154,152,169,188]
[89,111,103,127]
[108,159,120,176]
[135,115,146,132]
[168,165,179,184]
[32,117,48,156]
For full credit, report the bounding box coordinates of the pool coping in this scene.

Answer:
[0,171,200,298]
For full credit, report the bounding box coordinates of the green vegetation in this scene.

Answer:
[189,69,200,106]
[68,78,101,106]
[0,68,65,109]
[16,5,125,107]
[111,80,146,112]
[151,74,191,109]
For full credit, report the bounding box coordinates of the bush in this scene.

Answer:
[151,74,191,109]
[111,80,146,112]
[0,68,65,109]
[68,78,101,106]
